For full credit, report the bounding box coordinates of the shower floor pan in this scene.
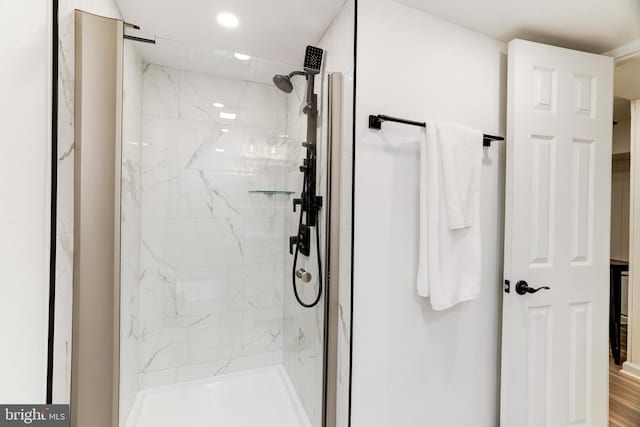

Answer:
[126,365,312,427]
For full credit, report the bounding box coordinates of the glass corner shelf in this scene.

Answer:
[248,190,295,196]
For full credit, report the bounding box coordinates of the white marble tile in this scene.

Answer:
[52,232,74,403]
[242,307,283,355]
[139,368,177,390]
[175,267,242,316]
[188,323,243,365]
[139,319,190,372]
[136,60,292,391]
[120,34,144,427]
[177,169,247,219]
[141,167,178,219]
[143,65,180,118]
[179,69,287,134]
[176,351,279,383]
[141,116,181,169]
[229,264,280,310]
[179,70,246,122]
[56,88,75,235]
[242,217,286,264]
[139,268,177,322]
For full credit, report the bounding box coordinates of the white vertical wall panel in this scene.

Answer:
[0,0,52,402]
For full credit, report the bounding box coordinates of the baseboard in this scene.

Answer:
[622,361,640,381]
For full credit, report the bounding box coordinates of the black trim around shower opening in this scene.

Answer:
[46,0,59,405]
[347,0,357,425]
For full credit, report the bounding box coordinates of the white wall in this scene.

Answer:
[611,158,630,262]
[351,0,506,425]
[0,0,52,403]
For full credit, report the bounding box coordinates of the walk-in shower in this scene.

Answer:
[274,46,325,308]
[116,36,336,427]
[64,1,354,426]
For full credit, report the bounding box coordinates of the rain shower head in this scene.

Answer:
[272,46,323,94]
[273,74,294,93]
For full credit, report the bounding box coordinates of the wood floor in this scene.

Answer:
[610,326,640,426]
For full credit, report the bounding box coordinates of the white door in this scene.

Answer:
[501,39,613,426]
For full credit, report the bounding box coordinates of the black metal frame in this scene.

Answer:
[368,114,505,147]
[46,0,59,404]
[123,34,156,44]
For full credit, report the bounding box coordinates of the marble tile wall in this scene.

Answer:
[136,64,290,389]
[282,75,326,427]
[282,1,355,426]
[119,42,144,425]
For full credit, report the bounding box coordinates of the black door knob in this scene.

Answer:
[515,280,550,296]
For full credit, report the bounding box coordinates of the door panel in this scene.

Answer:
[501,39,613,427]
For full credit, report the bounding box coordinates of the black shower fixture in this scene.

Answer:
[273,45,324,309]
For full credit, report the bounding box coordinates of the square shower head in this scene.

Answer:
[304,45,323,74]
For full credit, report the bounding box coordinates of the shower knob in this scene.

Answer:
[296,268,312,283]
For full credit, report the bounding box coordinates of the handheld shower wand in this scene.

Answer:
[272,45,324,308]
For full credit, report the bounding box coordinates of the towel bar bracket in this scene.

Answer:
[504,280,511,294]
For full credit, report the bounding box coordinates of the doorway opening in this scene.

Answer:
[609,52,640,426]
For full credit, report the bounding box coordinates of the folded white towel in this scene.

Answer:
[416,122,483,310]
[437,122,483,229]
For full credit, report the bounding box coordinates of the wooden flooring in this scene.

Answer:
[610,326,640,426]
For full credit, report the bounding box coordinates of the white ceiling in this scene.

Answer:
[116,0,346,66]
[397,0,640,53]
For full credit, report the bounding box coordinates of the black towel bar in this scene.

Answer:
[368,114,505,147]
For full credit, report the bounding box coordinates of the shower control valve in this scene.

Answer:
[296,268,312,283]
[293,198,302,213]
[289,226,311,256]
[289,235,299,255]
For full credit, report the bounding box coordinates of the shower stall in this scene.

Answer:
[116,33,342,427]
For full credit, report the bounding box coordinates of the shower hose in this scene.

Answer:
[291,173,323,308]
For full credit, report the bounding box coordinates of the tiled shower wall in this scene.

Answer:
[136,64,290,388]
[282,1,355,427]
[119,42,144,424]
[283,78,326,427]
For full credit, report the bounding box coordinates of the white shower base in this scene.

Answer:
[125,366,312,427]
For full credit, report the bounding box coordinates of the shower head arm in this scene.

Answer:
[284,70,316,114]
[288,70,307,78]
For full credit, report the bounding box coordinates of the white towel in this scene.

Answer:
[416,122,483,310]
[437,122,483,229]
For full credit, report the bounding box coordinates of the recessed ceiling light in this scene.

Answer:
[221,128,229,133]
[217,12,239,29]
[213,102,224,108]
[220,112,236,120]
[215,148,225,152]
[234,52,251,61]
